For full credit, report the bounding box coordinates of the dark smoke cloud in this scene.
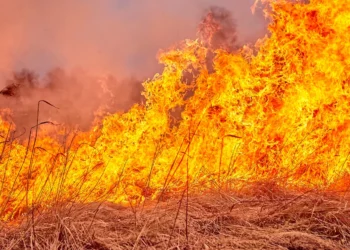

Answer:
[197,6,239,74]
[198,6,238,52]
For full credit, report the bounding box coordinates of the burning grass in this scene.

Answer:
[1,0,350,249]
[1,187,350,249]
[1,0,350,219]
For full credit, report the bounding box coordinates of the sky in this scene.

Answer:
[0,0,267,83]
[0,0,268,130]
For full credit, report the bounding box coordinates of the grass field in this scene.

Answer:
[1,184,350,250]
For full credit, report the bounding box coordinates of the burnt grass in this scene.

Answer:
[1,183,350,250]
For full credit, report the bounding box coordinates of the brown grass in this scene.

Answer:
[1,184,350,250]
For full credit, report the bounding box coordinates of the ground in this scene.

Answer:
[1,183,350,249]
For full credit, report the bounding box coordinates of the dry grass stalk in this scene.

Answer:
[1,187,350,250]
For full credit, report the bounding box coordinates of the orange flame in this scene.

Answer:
[1,0,350,221]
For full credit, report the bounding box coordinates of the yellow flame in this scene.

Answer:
[1,0,350,221]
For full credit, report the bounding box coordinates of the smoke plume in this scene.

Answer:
[0,0,266,132]
[198,6,238,52]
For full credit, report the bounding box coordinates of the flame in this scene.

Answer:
[1,0,350,221]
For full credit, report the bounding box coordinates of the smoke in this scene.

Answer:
[0,69,144,132]
[0,1,265,78]
[198,6,238,52]
[0,0,266,132]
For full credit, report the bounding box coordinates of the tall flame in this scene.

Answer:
[1,0,350,221]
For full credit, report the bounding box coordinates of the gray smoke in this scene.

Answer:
[0,1,266,133]
[0,69,144,132]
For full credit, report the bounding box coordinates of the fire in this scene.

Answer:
[1,0,350,221]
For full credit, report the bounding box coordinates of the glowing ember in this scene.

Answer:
[1,0,350,221]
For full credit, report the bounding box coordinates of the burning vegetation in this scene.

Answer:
[1,0,350,249]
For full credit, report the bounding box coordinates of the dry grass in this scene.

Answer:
[1,184,350,250]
